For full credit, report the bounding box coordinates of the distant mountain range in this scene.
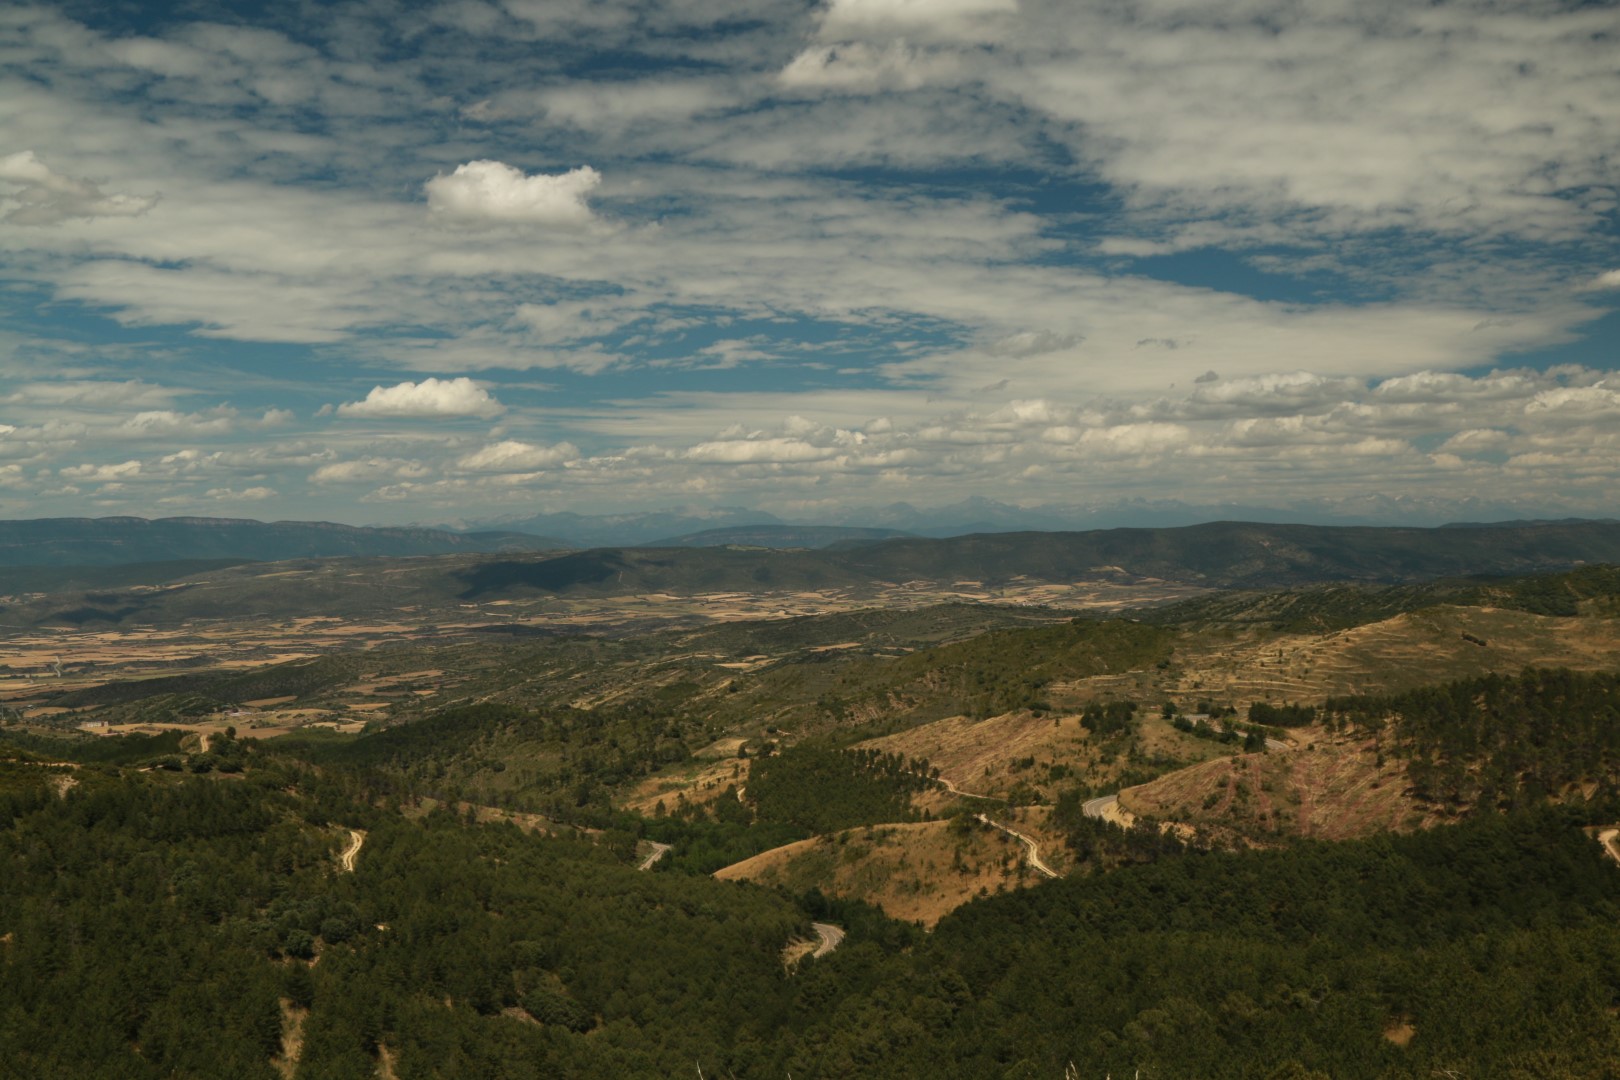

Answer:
[442,495,1615,548]
[0,516,569,567]
[5,515,1620,600]
[645,525,915,548]
[449,519,1620,599]
[9,518,1620,630]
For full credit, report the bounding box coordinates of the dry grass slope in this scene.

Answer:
[715,816,1063,926]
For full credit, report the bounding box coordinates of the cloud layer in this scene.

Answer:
[0,0,1614,524]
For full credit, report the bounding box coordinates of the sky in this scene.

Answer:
[1,0,1618,528]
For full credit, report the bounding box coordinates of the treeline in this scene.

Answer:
[0,728,186,765]
[1249,701,1317,727]
[1150,563,1620,631]
[813,618,1176,723]
[1081,700,1137,738]
[1171,713,1267,751]
[49,655,360,712]
[747,746,934,834]
[1324,667,1620,808]
[302,700,706,817]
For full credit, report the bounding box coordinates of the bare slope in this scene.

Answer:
[715,816,1062,926]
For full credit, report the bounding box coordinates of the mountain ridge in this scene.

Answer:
[0,515,571,567]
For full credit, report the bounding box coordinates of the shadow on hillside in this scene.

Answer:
[455,550,657,599]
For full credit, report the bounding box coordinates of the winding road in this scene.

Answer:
[1081,792,1136,829]
[637,841,673,871]
[975,814,1058,878]
[810,922,845,957]
[338,829,366,872]
[902,769,1001,801]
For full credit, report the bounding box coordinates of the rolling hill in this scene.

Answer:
[8,519,1620,632]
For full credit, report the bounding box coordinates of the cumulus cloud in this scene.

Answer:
[1582,269,1620,291]
[205,485,276,500]
[310,458,432,484]
[424,161,601,226]
[60,460,142,482]
[685,437,839,464]
[1524,386,1620,416]
[114,408,235,438]
[455,440,579,472]
[335,378,504,419]
[0,151,158,226]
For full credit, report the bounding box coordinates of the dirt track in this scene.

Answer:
[811,922,844,957]
[339,829,366,872]
[638,841,673,870]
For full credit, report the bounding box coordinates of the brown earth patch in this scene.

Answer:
[1168,607,1620,712]
[715,816,1056,926]
[619,757,750,815]
[1120,733,1436,842]
[273,999,307,1080]
[1383,1017,1416,1047]
[857,712,1090,798]
[693,737,748,759]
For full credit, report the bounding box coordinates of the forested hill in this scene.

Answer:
[1147,563,1620,630]
[6,744,1620,1077]
[830,519,1620,588]
[0,516,568,567]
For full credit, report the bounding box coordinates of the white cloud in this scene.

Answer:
[310,458,432,484]
[424,161,601,226]
[818,0,1017,39]
[1585,269,1620,291]
[455,439,578,472]
[0,150,158,225]
[336,378,504,419]
[779,42,956,92]
[1524,386,1620,416]
[60,460,141,482]
[1440,428,1510,453]
[114,408,235,438]
[1,380,179,408]
[205,485,276,500]
[685,437,839,464]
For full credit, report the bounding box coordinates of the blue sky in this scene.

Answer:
[1,0,1617,526]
